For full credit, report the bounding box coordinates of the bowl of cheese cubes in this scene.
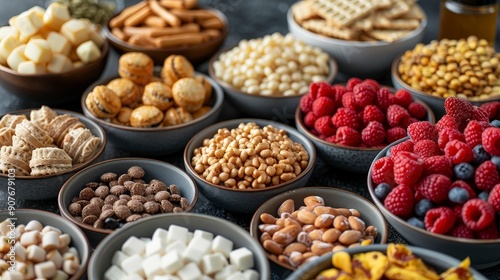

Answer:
[88,213,270,279]
[0,3,109,104]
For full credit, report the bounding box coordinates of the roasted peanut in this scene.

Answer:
[272,225,301,245]
[321,228,342,243]
[333,216,350,231]
[311,241,333,256]
[314,213,335,228]
[348,216,366,232]
[297,210,317,225]
[260,213,277,224]
[278,199,295,216]
[338,230,364,245]
[263,239,283,255]
[283,242,308,256]
[304,196,325,209]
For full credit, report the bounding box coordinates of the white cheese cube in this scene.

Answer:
[120,254,144,276]
[213,252,229,266]
[229,247,254,271]
[124,273,143,280]
[76,40,100,63]
[121,236,146,256]
[193,230,214,242]
[167,225,189,245]
[243,269,260,280]
[183,237,211,264]
[24,38,52,63]
[17,60,46,74]
[151,228,168,244]
[0,26,18,41]
[111,250,128,266]
[47,53,72,73]
[142,253,162,279]
[60,19,89,46]
[176,262,202,280]
[46,31,71,56]
[201,253,225,275]
[44,2,70,31]
[15,10,43,38]
[160,250,183,274]
[27,6,46,22]
[214,264,238,280]
[2,271,24,280]
[145,238,163,257]
[0,34,21,61]
[186,231,194,244]
[227,271,245,280]
[165,240,186,255]
[211,235,233,257]
[104,265,126,280]
[153,276,180,280]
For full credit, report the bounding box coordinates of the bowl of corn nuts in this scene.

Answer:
[392,36,500,118]
[208,33,337,120]
[183,118,316,214]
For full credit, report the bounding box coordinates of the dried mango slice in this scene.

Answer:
[439,257,474,280]
[332,251,353,274]
[317,268,353,280]
[384,264,438,280]
[352,251,389,280]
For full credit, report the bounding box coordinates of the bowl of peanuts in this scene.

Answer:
[58,158,199,247]
[183,119,316,214]
[208,33,337,120]
[249,186,388,273]
[392,36,500,118]
[104,0,228,65]
[0,209,90,280]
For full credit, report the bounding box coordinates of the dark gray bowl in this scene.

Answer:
[81,72,223,155]
[250,186,388,273]
[288,244,487,280]
[88,213,270,279]
[0,109,106,200]
[184,118,316,214]
[0,209,90,280]
[58,157,198,247]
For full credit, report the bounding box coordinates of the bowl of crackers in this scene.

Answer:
[287,0,427,78]
[104,0,228,65]
[0,106,106,200]
[81,52,223,155]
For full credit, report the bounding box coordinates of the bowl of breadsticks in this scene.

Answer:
[104,0,228,65]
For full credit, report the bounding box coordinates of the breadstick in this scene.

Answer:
[154,33,207,48]
[198,17,223,29]
[124,5,152,26]
[128,34,156,47]
[111,27,129,41]
[201,29,221,39]
[159,0,198,9]
[123,23,200,37]
[170,9,214,20]
[109,1,148,28]
[150,0,182,27]
[144,15,168,27]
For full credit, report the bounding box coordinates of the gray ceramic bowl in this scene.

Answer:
[287,3,427,78]
[0,109,106,200]
[250,186,388,272]
[368,139,500,269]
[295,103,435,173]
[81,72,223,155]
[184,118,316,214]
[287,244,487,280]
[88,213,270,279]
[208,50,337,120]
[58,157,198,247]
[0,209,90,280]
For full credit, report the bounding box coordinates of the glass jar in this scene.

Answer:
[439,0,498,45]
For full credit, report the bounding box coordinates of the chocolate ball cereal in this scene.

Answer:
[79,187,95,201]
[128,165,145,179]
[100,172,118,182]
[144,201,160,214]
[95,185,110,199]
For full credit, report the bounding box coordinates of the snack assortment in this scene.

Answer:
[67,166,191,229]
[212,33,330,96]
[292,0,424,42]
[0,106,101,176]
[0,218,82,279]
[258,195,378,269]
[108,0,225,49]
[85,52,212,127]
[0,2,104,74]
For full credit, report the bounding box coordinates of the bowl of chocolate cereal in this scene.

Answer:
[58,157,198,247]
[0,106,106,200]
[183,118,316,214]
[287,0,427,78]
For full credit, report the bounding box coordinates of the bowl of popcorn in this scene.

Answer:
[295,78,435,173]
[0,3,109,104]
[104,0,228,65]
[183,118,316,214]
[81,52,223,155]
[249,186,388,273]
[88,212,270,279]
[0,106,106,200]
[0,209,90,280]
[58,157,199,247]
[288,243,487,280]
[367,97,500,269]
[287,0,427,78]
[392,36,500,118]
[208,32,337,120]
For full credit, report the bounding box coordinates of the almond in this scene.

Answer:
[278,199,294,216]
[297,209,317,224]
[263,239,283,255]
[283,242,308,256]
[311,241,333,256]
[303,195,325,209]
[338,230,364,245]
[260,213,277,224]
[348,216,366,232]
[314,213,334,228]
[321,228,342,243]
[333,215,350,231]
[258,223,282,235]
[272,225,301,245]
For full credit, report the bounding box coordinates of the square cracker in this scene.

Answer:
[302,19,360,40]
[310,0,378,27]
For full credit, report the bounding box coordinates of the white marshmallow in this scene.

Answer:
[193,230,214,242]
[121,236,146,256]
[17,60,46,74]
[104,265,126,280]
[60,19,89,46]
[120,254,144,276]
[142,253,163,279]
[24,38,52,63]
[229,247,254,271]
[42,226,62,235]
[0,34,20,61]
[167,225,189,245]
[7,44,27,71]
[42,230,60,251]
[111,250,128,266]
[200,276,213,280]
[201,253,225,275]
[25,220,44,232]
[27,244,46,263]
[52,270,70,280]
[160,250,183,274]
[227,271,245,280]
[140,237,151,244]
[151,228,168,244]
[214,264,238,280]
[34,260,56,279]
[43,2,70,31]
[124,273,145,280]
[15,261,34,279]
[145,238,163,257]
[153,276,180,280]
[27,6,46,22]
[47,53,73,73]
[165,240,186,255]
[46,249,63,269]
[14,242,26,262]
[243,269,260,280]
[176,262,202,280]
[211,235,233,257]
[2,271,24,280]
[46,31,71,56]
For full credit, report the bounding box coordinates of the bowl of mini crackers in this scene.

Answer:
[287,0,427,78]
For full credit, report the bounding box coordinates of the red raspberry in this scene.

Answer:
[384,184,415,218]
[450,180,477,200]
[353,83,376,107]
[476,223,500,239]
[479,101,500,121]
[331,108,360,131]
[424,207,456,234]
[375,88,392,112]
[389,140,415,161]
[362,79,380,91]
[438,128,465,150]
[362,105,385,126]
[423,155,453,178]
[336,126,361,147]
[407,121,434,142]
[325,135,337,144]
[482,127,500,156]
[387,104,410,128]
[386,127,407,144]
[346,77,362,91]
[408,102,427,119]
[314,116,336,137]
[475,161,500,192]
[362,121,386,147]
[312,96,336,117]
[444,140,474,164]
[464,120,485,148]
[488,184,500,212]
[394,89,413,108]
[473,106,489,122]
[453,205,463,220]
[299,94,314,113]
[309,82,320,99]
[394,151,424,185]
[449,223,474,239]
[435,115,458,134]
[461,198,495,230]
[413,139,440,158]
[371,156,395,186]
[444,97,475,131]
[303,112,318,128]
[341,92,358,111]
[331,84,347,103]
[317,82,335,99]
[417,174,452,203]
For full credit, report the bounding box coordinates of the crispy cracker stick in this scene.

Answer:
[124,5,152,26]
[159,0,185,9]
[144,15,168,27]
[198,17,223,29]
[154,33,206,47]
[170,9,214,20]
[109,1,148,28]
[201,29,221,39]
[123,26,160,37]
[128,34,156,47]
[149,23,200,36]
[111,27,128,41]
[150,0,182,27]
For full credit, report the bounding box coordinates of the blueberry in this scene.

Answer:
[104,217,119,230]
[374,183,392,200]
[415,199,433,217]
[491,120,500,128]
[448,187,470,204]
[472,144,491,165]
[478,191,489,201]
[491,156,500,171]
[453,162,475,180]
[407,217,425,229]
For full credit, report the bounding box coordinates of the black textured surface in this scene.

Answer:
[0,0,499,279]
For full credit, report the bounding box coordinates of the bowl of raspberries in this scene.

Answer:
[368,97,500,269]
[296,78,435,173]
